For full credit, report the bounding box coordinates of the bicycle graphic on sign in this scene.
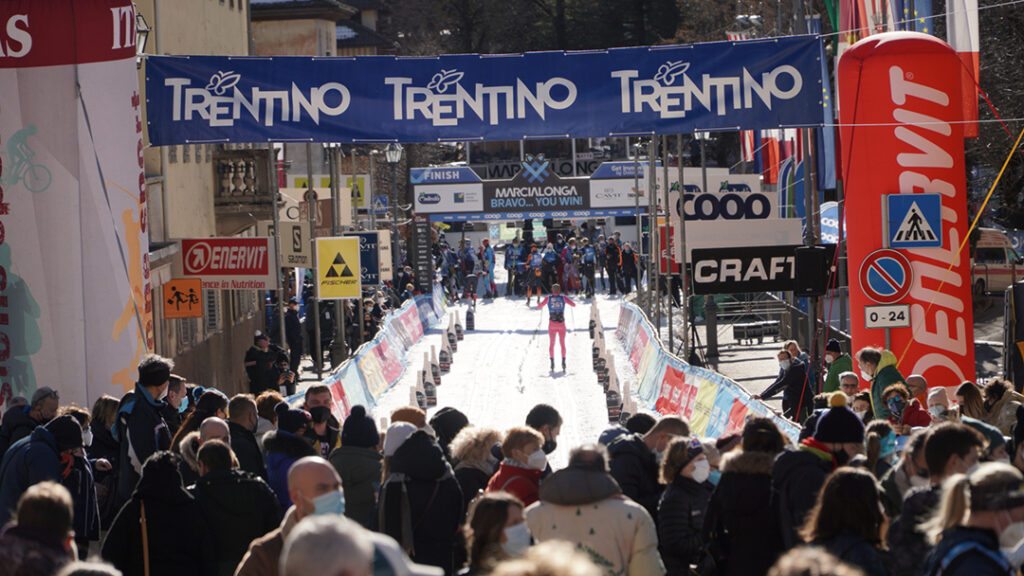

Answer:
[2,126,52,193]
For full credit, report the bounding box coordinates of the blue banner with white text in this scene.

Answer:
[145,36,824,145]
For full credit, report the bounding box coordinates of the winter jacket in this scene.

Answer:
[886,485,941,576]
[772,444,833,549]
[620,250,639,274]
[90,422,122,527]
[378,431,464,575]
[244,345,288,396]
[703,450,783,576]
[229,421,267,481]
[823,354,853,393]
[114,384,172,507]
[815,531,888,576]
[0,406,41,460]
[761,358,813,411]
[607,433,662,523]
[869,350,907,421]
[304,415,341,459]
[62,454,101,545]
[178,432,202,489]
[525,466,666,576]
[658,475,712,576]
[328,445,382,529]
[234,506,298,576]
[0,523,72,576]
[454,461,493,514]
[486,460,542,507]
[889,399,932,429]
[262,430,316,510]
[189,469,283,576]
[102,462,216,576]
[982,390,1024,435]
[921,526,1013,576]
[604,243,621,269]
[0,427,60,526]
[879,462,915,519]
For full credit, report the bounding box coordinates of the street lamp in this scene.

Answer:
[385,143,403,289]
[135,9,150,69]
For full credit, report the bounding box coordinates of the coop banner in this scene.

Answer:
[0,0,151,410]
[145,35,823,145]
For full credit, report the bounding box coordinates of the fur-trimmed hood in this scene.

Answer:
[179,431,200,472]
[720,450,776,476]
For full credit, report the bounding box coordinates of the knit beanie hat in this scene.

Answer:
[826,339,843,354]
[814,393,866,444]
[677,437,705,469]
[45,415,84,452]
[341,405,379,448]
[254,330,269,345]
[383,422,417,457]
[390,406,427,429]
[429,407,469,449]
[275,402,311,434]
[928,387,950,408]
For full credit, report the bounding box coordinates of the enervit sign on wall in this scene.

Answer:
[181,238,277,290]
[839,32,975,385]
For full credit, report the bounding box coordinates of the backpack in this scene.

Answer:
[583,246,596,263]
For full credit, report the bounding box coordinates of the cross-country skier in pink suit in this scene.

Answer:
[537,283,576,372]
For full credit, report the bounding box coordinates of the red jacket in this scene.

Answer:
[890,399,931,428]
[486,462,542,507]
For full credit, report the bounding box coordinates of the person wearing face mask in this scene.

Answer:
[228,394,267,481]
[112,354,174,509]
[852,391,874,424]
[821,339,854,394]
[188,440,282,576]
[451,427,503,519]
[329,405,382,529]
[920,462,1024,575]
[88,395,122,528]
[657,438,714,576]
[461,492,529,575]
[838,373,861,403]
[159,374,188,437]
[864,420,898,480]
[856,346,908,422]
[608,416,691,524]
[772,392,865,549]
[800,468,888,576]
[886,423,985,576]
[879,429,929,518]
[486,428,546,507]
[980,378,1024,436]
[56,407,104,559]
[526,444,666,576]
[753,349,812,423]
[927,387,960,424]
[263,404,316,510]
[883,383,932,433]
[301,385,341,458]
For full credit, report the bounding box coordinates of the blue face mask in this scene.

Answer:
[178,394,190,414]
[708,469,722,486]
[309,490,345,516]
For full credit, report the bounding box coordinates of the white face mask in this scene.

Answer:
[526,449,547,471]
[854,410,868,420]
[157,386,169,401]
[1000,512,1024,549]
[825,354,835,364]
[779,360,791,371]
[82,429,93,447]
[502,522,531,558]
[860,370,874,382]
[690,460,711,484]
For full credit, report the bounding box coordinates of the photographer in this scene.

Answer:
[244,331,293,396]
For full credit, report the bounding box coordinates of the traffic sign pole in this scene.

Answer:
[307,142,322,380]
[268,148,288,350]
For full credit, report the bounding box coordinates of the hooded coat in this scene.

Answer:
[378,431,464,575]
[114,384,171,507]
[0,406,41,460]
[0,523,71,576]
[328,445,382,529]
[101,461,216,576]
[0,426,61,527]
[486,460,542,507]
[703,450,784,576]
[983,390,1024,435]
[658,475,713,575]
[886,484,941,576]
[262,430,316,510]
[607,433,662,523]
[869,350,907,421]
[525,466,665,576]
[188,469,283,576]
[228,421,267,481]
[822,353,853,394]
[772,445,834,549]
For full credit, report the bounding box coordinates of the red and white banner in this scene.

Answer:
[839,32,975,387]
[181,238,277,290]
[0,0,150,409]
[946,0,980,138]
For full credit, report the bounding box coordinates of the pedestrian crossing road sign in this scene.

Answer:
[887,194,942,249]
[316,237,361,299]
[373,195,388,215]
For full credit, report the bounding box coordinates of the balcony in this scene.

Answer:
[213,148,274,235]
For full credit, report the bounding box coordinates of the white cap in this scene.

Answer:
[383,422,417,456]
[364,531,443,576]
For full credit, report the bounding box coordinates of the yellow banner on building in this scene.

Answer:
[316,237,362,299]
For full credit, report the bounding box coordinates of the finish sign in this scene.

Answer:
[859,249,913,304]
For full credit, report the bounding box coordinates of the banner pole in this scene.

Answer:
[676,134,689,360]
[307,142,322,380]
[269,146,287,350]
[330,146,347,365]
[663,135,673,352]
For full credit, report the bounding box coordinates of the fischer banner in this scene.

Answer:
[145,36,823,145]
[838,32,975,385]
[0,0,151,409]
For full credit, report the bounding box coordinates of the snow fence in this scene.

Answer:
[616,302,800,442]
[289,288,446,420]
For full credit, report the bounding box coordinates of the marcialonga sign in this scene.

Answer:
[316,237,361,299]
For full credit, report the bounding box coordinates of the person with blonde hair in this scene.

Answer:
[920,462,1024,575]
[450,426,502,513]
[490,541,602,576]
[767,547,867,576]
[487,428,545,507]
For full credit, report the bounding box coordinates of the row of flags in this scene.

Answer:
[731,0,980,194]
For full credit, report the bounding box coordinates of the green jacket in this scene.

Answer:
[822,354,853,393]
[870,350,906,420]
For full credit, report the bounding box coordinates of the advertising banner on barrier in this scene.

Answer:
[0,0,151,409]
[145,36,823,145]
[838,33,975,385]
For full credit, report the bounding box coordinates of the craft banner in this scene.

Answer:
[0,0,151,409]
[145,36,823,145]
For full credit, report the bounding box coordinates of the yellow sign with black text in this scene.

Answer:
[316,237,361,299]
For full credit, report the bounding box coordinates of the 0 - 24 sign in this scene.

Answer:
[864,304,911,329]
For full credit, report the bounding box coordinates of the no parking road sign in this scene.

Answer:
[859,249,913,304]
